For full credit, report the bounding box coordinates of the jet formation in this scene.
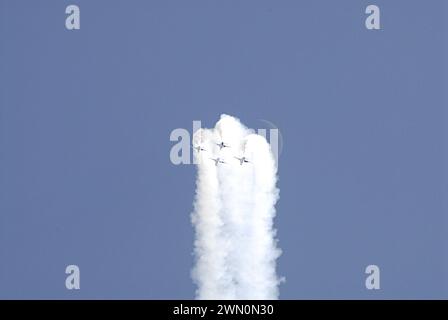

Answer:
[193,141,251,166]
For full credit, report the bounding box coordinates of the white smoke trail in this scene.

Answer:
[191,114,282,300]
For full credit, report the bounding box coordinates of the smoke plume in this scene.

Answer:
[191,114,282,299]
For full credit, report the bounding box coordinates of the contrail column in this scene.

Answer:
[191,129,235,299]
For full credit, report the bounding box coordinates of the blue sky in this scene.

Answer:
[0,0,446,298]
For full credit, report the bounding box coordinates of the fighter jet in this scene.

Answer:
[234,156,250,165]
[210,157,225,166]
[194,145,206,153]
[216,141,230,150]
